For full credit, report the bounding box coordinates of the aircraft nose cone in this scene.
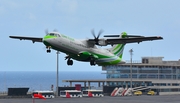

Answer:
[43,38,51,42]
[43,38,54,46]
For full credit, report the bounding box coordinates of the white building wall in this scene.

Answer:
[159,92,180,95]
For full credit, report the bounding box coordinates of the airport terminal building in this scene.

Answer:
[102,57,180,95]
[64,56,180,95]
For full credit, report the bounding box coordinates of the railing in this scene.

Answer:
[125,60,142,63]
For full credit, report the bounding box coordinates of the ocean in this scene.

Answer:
[0,71,106,92]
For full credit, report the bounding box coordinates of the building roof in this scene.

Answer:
[62,79,180,84]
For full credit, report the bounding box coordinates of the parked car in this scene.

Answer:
[147,90,155,95]
[134,91,142,96]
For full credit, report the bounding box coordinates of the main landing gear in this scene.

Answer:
[67,58,73,65]
[90,58,96,66]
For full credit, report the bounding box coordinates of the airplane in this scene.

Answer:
[9,30,163,66]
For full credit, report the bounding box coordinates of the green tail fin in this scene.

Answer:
[110,32,127,58]
[111,44,125,58]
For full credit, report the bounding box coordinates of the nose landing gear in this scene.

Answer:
[46,46,51,53]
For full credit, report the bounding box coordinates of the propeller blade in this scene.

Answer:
[53,29,58,32]
[45,29,48,35]
[97,29,103,39]
[91,29,96,39]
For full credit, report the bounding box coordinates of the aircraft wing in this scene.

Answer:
[9,36,43,43]
[105,36,163,44]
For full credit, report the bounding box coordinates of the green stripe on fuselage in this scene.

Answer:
[43,35,57,40]
[97,58,121,66]
[71,52,116,62]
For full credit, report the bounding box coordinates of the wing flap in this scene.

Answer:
[9,36,43,43]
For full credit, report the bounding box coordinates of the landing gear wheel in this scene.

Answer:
[47,49,51,53]
[90,60,96,66]
[46,46,51,53]
[67,59,73,65]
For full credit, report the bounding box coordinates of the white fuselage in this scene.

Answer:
[45,36,114,58]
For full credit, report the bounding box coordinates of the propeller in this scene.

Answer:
[91,29,103,45]
[45,29,49,35]
[45,29,58,35]
[53,29,58,32]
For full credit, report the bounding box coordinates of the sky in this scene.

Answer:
[1,0,180,71]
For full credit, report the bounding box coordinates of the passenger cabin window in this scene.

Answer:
[48,33,60,37]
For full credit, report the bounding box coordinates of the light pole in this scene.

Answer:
[129,49,133,95]
[56,51,60,97]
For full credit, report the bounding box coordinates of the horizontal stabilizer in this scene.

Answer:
[104,35,119,37]
[126,35,144,37]
[106,36,163,44]
[104,35,144,38]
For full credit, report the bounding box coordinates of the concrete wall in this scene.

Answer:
[159,92,180,95]
[142,57,163,64]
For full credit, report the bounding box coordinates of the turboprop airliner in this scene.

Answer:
[9,30,163,66]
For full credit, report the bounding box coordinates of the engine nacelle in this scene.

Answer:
[98,39,107,46]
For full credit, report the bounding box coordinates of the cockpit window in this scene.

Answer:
[56,34,60,37]
[48,33,60,37]
[49,33,54,36]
